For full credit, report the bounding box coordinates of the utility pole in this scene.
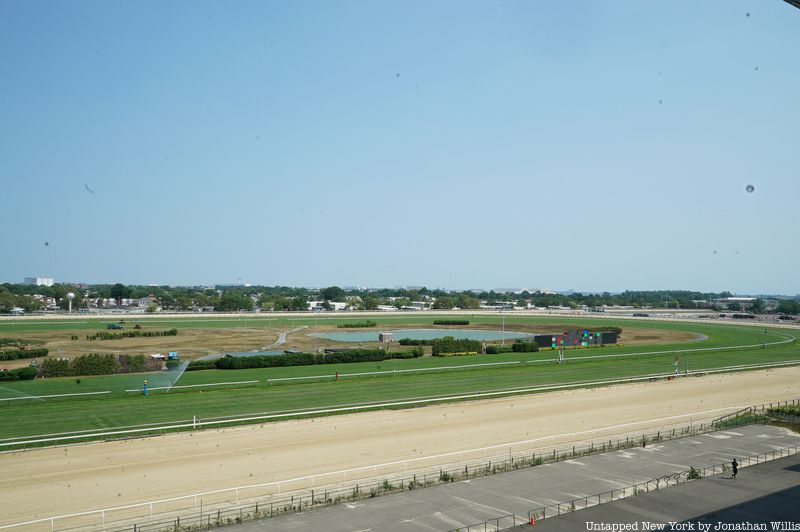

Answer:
[501,311,505,346]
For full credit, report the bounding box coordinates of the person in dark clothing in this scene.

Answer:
[732,458,738,479]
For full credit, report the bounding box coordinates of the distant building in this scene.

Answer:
[378,332,394,343]
[24,277,54,287]
[713,297,756,310]
[307,301,349,311]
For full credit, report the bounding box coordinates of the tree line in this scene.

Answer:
[2,282,798,315]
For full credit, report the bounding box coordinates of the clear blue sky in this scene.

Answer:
[2,1,798,294]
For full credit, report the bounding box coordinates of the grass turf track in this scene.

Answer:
[0,319,796,442]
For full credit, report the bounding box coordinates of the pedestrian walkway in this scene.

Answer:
[235,424,800,531]
[532,452,800,531]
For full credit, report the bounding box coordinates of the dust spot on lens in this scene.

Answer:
[44,241,49,246]
[746,184,755,193]
[713,250,718,255]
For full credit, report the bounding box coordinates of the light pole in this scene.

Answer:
[502,312,505,346]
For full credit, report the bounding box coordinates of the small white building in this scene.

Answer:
[307,301,350,311]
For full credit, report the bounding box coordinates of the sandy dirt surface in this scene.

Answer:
[2,367,799,528]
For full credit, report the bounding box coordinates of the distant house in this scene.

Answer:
[307,301,349,311]
[9,307,25,316]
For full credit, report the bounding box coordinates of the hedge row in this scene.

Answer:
[0,338,24,347]
[398,338,435,346]
[431,336,482,356]
[187,360,217,371]
[433,351,479,357]
[40,354,154,377]
[511,342,539,353]
[84,328,178,341]
[0,367,38,381]
[485,345,512,354]
[433,320,469,325]
[0,348,49,361]
[337,321,377,328]
[216,348,422,370]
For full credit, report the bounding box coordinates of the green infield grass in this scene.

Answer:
[0,316,796,446]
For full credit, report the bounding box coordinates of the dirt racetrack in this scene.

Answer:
[2,366,800,528]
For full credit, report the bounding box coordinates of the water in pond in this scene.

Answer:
[309,328,534,342]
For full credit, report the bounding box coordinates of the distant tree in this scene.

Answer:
[18,295,43,312]
[749,298,765,314]
[288,296,308,311]
[432,296,455,309]
[216,292,254,312]
[776,300,800,315]
[175,295,193,310]
[0,292,16,313]
[455,294,481,309]
[320,286,346,302]
[362,295,379,310]
[110,283,131,306]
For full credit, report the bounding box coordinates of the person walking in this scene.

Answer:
[732,458,738,480]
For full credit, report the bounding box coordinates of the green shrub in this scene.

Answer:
[431,336,482,356]
[125,354,147,373]
[70,354,120,376]
[216,348,422,370]
[398,339,435,346]
[0,348,49,361]
[15,367,38,380]
[0,338,24,347]
[485,345,513,354]
[0,367,36,381]
[337,320,377,328]
[87,329,179,341]
[41,358,71,377]
[433,320,469,326]
[512,342,539,353]
[187,360,217,371]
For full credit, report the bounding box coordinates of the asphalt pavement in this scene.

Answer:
[234,424,800,532]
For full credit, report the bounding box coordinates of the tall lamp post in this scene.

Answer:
[501,311,505,346]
